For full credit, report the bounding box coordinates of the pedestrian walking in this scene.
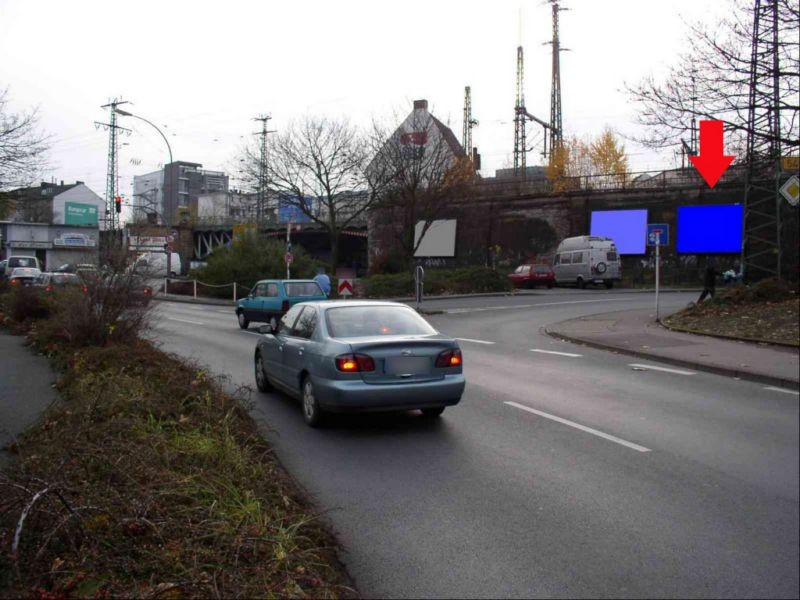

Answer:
[698,258,718,302]
[313,267,331,296]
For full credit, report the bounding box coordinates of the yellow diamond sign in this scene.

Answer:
[780,175,799,207]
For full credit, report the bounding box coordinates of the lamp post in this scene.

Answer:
[116,108,175,274]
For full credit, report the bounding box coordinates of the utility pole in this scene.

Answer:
[742,0,784,281]
[462,86,478,163]
[253,114,276,231]
[95,98,131,233]
[546,0,568,157]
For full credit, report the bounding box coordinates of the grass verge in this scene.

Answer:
[0,294,355,598]
[662,278,799,346]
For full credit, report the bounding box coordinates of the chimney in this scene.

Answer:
[413,99,428,111]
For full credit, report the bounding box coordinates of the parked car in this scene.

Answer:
[8,267,42,287]
[508,264,555,289]
[552,236,621,289]
[236,279,328,331]
[34,272,86,294]
[134,252,182,277]
[253,300,465,426]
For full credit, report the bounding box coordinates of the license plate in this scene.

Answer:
[385,356,430,375]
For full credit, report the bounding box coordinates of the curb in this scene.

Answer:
[544,326,800,390]
[659,319,799,349]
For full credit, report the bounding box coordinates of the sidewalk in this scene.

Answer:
[546,308,800,390]
[0,332,59,467]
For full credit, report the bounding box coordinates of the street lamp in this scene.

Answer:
[116,108,176,274]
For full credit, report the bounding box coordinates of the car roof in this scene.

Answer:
[300,300,410,310]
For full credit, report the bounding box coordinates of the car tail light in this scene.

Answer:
[335,353,375,372]
[436,348,462,368]
[46,284,54,292]
[10,278,19,286]
[143,287,152,295]
[82,285,89,295]
[281,300,289,313]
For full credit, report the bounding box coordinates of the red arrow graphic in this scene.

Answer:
[689,120,735,188]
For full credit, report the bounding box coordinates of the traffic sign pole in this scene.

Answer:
[655,235,661,322]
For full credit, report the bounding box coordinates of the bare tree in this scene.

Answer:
[264,116,376,272]
[626,0,799,158]
[367,109,474,268]
[0,87,49,193]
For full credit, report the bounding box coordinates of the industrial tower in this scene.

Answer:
[741,0,787,281]
[95,98,131,231]
[546,0,567,155]
[462,86,478,163]
[513,47,527,175]
[253,114,275,229]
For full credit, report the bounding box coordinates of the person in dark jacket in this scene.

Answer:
[698,258,718,302]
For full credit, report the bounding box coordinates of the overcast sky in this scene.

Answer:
[1,0,733,201]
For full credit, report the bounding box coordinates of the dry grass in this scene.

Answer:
[0,294,355,598]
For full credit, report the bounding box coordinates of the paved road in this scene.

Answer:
[150,291,799,598]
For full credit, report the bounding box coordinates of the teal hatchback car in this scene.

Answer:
[236,279,327,330]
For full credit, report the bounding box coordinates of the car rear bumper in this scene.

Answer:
[314,374,465,412]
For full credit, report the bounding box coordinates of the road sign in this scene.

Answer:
[647,224,669,247]
[338,278,353,297]
[285,252,293,265]
[779,175,799,207]
[782,156,799,172]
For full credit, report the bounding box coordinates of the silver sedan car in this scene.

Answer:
[253,300,465,426]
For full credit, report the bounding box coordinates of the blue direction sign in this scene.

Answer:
[647,223,669,246]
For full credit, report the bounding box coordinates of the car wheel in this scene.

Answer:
[237,311,250,329]
[302,376,323,427]
[421,407,445,418]
[604,280,614,289]
[254,351,272,392]
[577,277,586,289]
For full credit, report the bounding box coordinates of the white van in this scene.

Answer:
[134,252,182,277]
[553,236,621,289]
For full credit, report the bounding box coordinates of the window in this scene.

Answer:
[515,265,530,274]
[572,251,585,264]
[284,282,324,297]
[254,283,268,297]
[559,253,571,265]
[326,306,437,339]
[266,283,279,297]
[533,266,551,274]
[277,305,303,336]
[607,251,618,261]
[292,307,318,339]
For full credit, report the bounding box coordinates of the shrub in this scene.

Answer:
[362,267,512,298]
[712,277,798,306]
[192,237,319,298]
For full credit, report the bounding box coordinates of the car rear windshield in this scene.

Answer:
[607,251,618,261]
[284,282,324,297]
[12,268,39,277]
[325,306,437,338]
[8,257,37,269]
[53,273,79,284]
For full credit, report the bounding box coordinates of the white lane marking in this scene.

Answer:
[454,337,496,345]
[505,401,652,453]
[629,363,696,376]
[166,317,205,325]
[444,297,639,314]
[764,386,800,396]
[530,349,583,358]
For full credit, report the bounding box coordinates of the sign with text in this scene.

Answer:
[65,202,98,226]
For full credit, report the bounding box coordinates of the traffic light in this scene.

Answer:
[114,196,122,213]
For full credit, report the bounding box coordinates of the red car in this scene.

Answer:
[508,264,555,289]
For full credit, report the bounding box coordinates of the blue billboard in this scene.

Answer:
[677,204,743,253]
[278,195,313,224]
[590,209,648,254]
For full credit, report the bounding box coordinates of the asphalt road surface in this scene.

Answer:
[150,290,799,599]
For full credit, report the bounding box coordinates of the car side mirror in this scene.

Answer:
[258,324,274,335]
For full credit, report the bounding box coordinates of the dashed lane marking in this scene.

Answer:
[628,363,696,376]
[764,386,799,396]
[505,401,652,453]
[454,337,496,345]
[530,349,583,358]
